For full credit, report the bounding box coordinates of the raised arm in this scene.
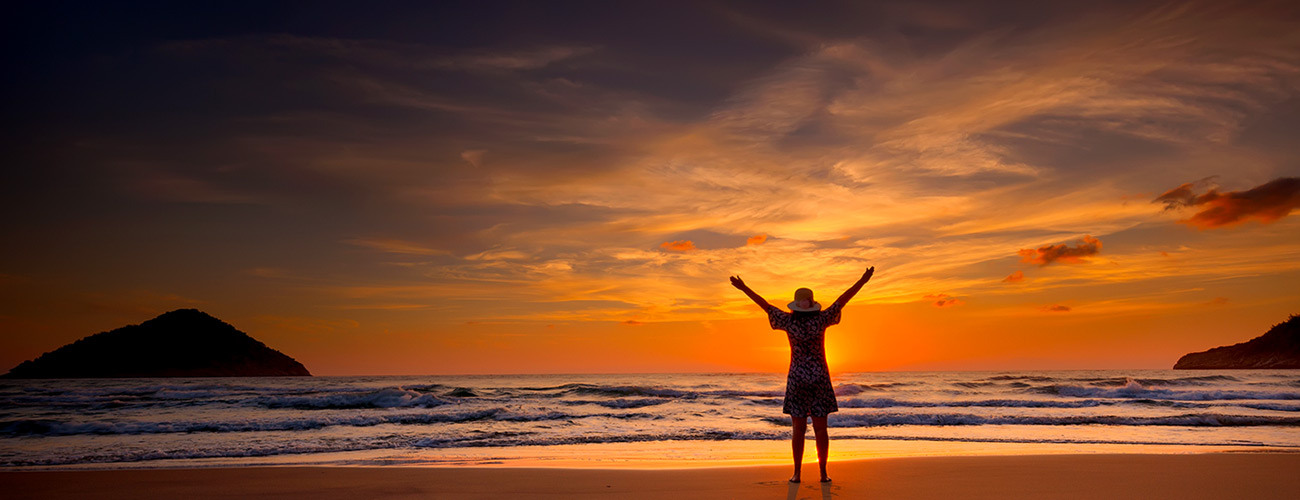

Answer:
[729,275,773,312]
[834,266,875,307]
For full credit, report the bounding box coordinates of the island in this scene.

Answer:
[1174,314,1300,369]
[3,309,311,378]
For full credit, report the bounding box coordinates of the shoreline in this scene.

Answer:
[5,453,1300,499]
[8,437,1295,472]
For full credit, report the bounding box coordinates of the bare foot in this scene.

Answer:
[789,474,801,483]
[820,476,832,483]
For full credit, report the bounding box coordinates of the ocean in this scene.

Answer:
[3,370,1299,469]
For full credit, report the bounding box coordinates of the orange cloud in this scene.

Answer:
[1002,271,1024,283]
[1044,305,1071,312]
[1018,236,1102,266]
[925,294,964,308]
[746,234,768,246]
[1154,177,1300,229]
[660,240,696,252]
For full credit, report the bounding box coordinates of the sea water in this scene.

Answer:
[2,370,1298,469]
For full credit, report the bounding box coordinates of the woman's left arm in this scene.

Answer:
[730,275,773,311]
[834,266,875,307]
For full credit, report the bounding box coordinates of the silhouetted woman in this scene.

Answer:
[729,267,874,483]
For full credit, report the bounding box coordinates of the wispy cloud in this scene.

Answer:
[250,3,1297,327]
[11,2,1300,372]
[164,36,595,73]
[122,165,265,205]
[925,293,965,308]
[345,238,450,256]
[437,46,597,72]
[460,150,487,168]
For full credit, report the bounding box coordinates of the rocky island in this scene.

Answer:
[3,309,311,378]
[1174,314,1300,369]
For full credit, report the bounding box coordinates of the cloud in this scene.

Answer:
[335,303,432,310]
[439,46,596,72]
[1206,297,1230,306]
[1152,177,1218,210]
[166,36,595,73]
[461,149,486,168]
[1153,177,1300,229]
[20,3,1300,339]
[925,294,965,308]
[622,320,643,326]
[1044,305,1071,312]
[660,240,697,252]
[345,238,449,256]
[250,315,360,335]
[125,168,264,204]
[1018,236,1102,266]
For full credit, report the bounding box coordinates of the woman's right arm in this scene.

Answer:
[730,275,772,311]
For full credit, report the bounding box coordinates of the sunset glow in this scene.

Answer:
[3,1,1299,375]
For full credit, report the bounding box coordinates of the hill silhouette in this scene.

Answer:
[1174,314,1300,369]
[3,309,310,378]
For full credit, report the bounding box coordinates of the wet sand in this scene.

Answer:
[5,453,1299,499]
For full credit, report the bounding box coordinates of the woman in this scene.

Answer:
[729,267,874,483]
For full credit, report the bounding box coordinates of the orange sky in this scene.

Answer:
[2,1,1299,375]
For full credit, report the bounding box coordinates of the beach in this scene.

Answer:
[5,453,1299,499]
[5,372,1299,497]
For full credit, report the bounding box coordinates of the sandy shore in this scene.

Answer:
[5,453,1299,499]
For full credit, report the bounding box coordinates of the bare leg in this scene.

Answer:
[790,416,807,482]
[812,416,830,482]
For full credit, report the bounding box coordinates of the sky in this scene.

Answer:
[3,1,1299,375]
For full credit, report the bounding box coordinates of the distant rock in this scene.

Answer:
[1174,315,1300,369]
[3,309,311,378]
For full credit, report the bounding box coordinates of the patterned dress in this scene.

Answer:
[767,301,842,418]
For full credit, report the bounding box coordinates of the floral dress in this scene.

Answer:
[767,301,842,418]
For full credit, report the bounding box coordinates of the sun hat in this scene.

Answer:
[788,287,821,312]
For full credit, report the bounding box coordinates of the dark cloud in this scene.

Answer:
[1018,236,1102,266]
[1152,177,1217,210]
[1154,177,1300,229]
[1044,305,1071,312]
[1002,270,1024,283]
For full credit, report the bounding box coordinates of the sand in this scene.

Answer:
[5,453,1299,499]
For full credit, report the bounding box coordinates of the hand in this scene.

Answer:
[861,266,875,282]
[729,275,746,289]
